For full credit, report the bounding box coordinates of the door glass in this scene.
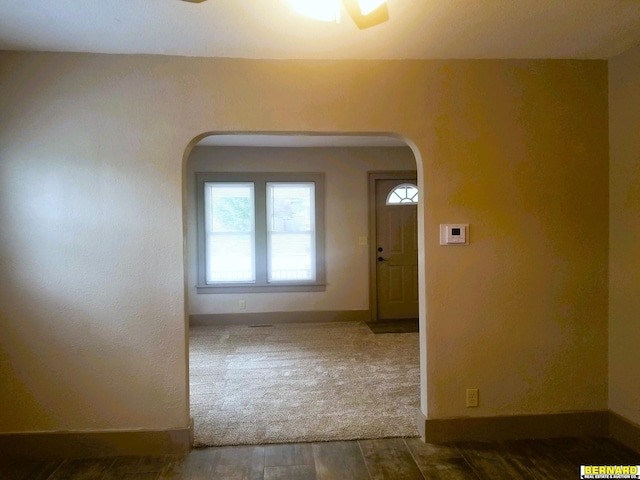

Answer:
[386,183,418,205]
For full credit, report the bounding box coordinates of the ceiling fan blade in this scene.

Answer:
[342,0,389,29]
[180,0,207,3]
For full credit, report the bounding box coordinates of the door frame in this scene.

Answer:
[368,171,418,323]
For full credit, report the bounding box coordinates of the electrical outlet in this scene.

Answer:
[239,300,246,311]
[466,388,479,407]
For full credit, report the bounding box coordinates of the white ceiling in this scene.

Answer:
[1,0,640,60]
[197,134,407,148]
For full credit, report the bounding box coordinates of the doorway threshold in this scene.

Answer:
[366,318,419,334]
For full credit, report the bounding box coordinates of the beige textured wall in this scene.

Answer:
[423,61,609,417]
[609,44,640,426]
[0,52,608,434]
[186,146,416,315]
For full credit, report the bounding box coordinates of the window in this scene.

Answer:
[386,183,418,205]
[267,182,316,282]
[204,182,255,283]
[196,172,325,293]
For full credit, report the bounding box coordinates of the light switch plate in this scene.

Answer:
[440,224,469,245]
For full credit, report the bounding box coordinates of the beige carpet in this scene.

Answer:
[189,321,420,447]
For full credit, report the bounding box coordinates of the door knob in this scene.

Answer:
[377,247,383,252]
[378,256,387,262]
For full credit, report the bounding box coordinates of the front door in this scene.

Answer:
[374,177,419,321]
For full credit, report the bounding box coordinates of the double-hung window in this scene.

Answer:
[196,172,326,293]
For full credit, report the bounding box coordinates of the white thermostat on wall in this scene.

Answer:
[439,224,469,245]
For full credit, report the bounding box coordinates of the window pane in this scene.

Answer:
[270,233,313,281]
[204,183,255,283]
[206,183,254,233]
[386,183,418,205]
[267,183,313,232]
[267,183,315,282]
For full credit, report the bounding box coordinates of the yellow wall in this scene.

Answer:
[0,52,608,433]
[186,145,416,315]
[609,43,640,426]
[423,60,608,417]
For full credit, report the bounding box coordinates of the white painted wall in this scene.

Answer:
[185,146,416,315]
[0,52,609,435]
[609,43,640,426]
[0,53,189,432]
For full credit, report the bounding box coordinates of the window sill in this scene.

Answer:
[196,283,327,294]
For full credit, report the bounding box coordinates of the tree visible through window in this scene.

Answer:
[204,183,255,283]
[267,183,315,282]
[196,172,326,293]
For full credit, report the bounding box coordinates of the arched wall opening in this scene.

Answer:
[181,132,427,445]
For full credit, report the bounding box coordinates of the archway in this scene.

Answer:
[182,132,427,445]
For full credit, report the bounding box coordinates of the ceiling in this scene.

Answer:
[1,0,640,60]
[197,134,407,148]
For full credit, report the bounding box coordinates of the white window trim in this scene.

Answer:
[386,183,419,205]
[195,172,326,294]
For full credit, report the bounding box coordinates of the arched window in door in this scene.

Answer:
[386,183,418,205]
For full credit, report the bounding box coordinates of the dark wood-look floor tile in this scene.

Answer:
[597,438,640,464]
[209,445,265,480]
[157,455,189,480]
[0,459,64,480]
[312,441,370,480]
[359,438,424,480]
[542,437,626,467]
[104,472,159,480]
[404,438,478,480]
[47,457,117,480]
[456,441,536,480]
[264,464,317,480]
[498,439,577,480]
[0,435,635,480]
[265,443,314,467]
[176,445,264,480]
[167,448,217,479]
[414,456,479,480]
[109,455,170,473]
[101,455,173,479]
